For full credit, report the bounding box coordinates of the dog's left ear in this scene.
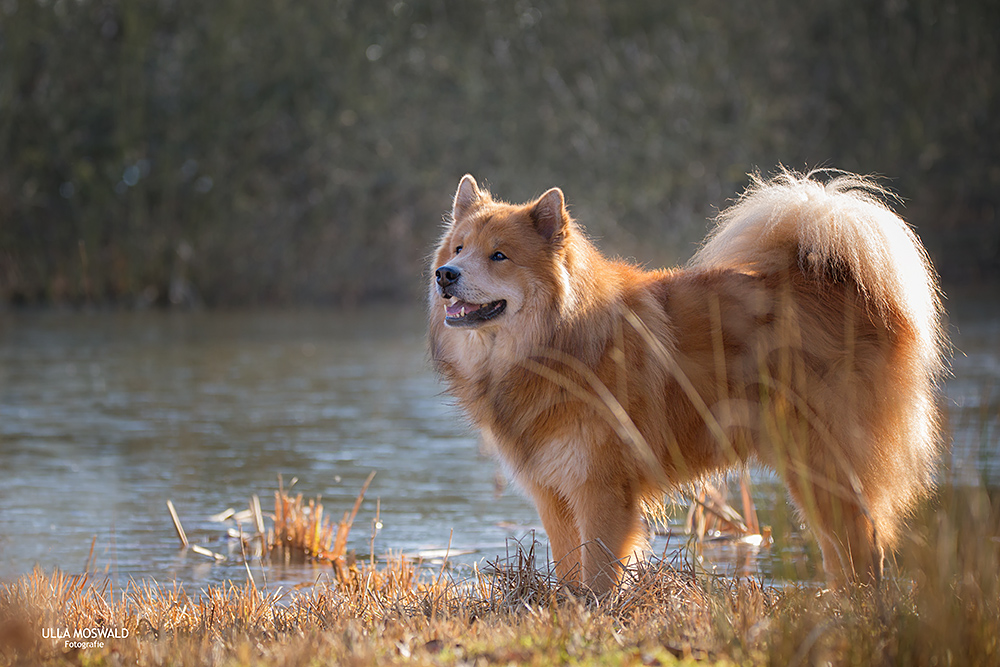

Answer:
[530,188,567,241]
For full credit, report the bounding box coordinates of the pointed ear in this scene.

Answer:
[453,174,484,219]
[530,187,567,241]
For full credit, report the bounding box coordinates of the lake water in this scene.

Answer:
[0,294,997,588]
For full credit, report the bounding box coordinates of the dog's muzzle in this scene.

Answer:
[434,264,506,326]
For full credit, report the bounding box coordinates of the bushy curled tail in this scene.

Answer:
[691,168,946,380]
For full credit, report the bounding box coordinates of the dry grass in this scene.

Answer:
[1,483,997,666]
[268,471,377,578]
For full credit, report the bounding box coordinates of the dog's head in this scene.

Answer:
[430,175,570,331]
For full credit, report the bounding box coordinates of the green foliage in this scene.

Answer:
[1,0,998,305]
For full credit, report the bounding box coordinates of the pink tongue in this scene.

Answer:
[446,300,481,317]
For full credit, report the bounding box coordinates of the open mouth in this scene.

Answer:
[443,299,507,326]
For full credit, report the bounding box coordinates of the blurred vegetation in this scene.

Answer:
[1,0,997,306]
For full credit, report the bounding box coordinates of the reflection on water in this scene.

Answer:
[943,293,1000,488]
[0,295,996,587]
[0,308,537,587]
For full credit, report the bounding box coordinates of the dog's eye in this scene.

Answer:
[490,251,508,262]
[454,245,463,255]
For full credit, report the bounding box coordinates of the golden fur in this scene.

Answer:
[428,170,946,592]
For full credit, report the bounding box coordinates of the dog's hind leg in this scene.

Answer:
[785,465,884,587]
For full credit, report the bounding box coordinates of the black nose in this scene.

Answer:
[435,265,460,289]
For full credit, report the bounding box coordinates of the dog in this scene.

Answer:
[428,169,946,592]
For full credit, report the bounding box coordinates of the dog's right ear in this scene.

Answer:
[453,174,483,220]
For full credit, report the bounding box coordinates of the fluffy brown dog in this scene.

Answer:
[428,170,946,592]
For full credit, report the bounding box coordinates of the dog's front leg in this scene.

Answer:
[571,480,646,594]
[524,481,583,584]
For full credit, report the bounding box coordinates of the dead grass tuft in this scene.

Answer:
[268,471,377,579]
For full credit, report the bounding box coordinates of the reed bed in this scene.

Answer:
[1,482,997,666]
[268,471,377,578]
